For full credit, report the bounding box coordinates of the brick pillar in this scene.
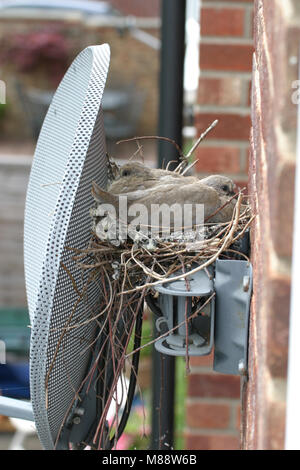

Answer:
[185,0,254,450]
[195,0,253,188]
[244,0,299,450]
[185,355,241,450]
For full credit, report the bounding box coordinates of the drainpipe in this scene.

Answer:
[151,0,186,450]
[157,0,186,170]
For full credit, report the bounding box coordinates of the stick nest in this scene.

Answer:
[65,185,253,449]
[62,123,254,448]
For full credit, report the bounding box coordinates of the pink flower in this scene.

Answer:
[114,433,133,450]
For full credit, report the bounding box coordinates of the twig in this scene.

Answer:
[180,159,199,175]
[204,189,243,223]
[56,157,253,449]
[185,120,218,161]
[129,140,144,162]
[175,119,219,173]
[40,181,62,187]
[119,192,243,295]
[116,135,185,161]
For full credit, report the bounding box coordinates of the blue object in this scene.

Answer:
[0,362,30,399]
[0,395,33,421]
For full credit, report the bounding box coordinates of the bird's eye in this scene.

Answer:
[221,184,229,192]
[122,170,130,177]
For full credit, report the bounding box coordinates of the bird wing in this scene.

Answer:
[92,180,236,224]
[135,181,219,205]
[108,176,159,194]
[91,181,119,205]
[130,181,219,216]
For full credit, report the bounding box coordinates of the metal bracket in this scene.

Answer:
[153,266,215,356]
[152,258,253,375]
[213,259,253,375]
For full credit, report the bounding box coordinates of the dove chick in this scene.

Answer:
[107,161,188,194]
[92,178,236,226]
[108,162,237,200]
[93,162,238,242]
[199,175,237,197]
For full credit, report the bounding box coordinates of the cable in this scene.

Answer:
[145,293,163,317]
[108,305,143,449]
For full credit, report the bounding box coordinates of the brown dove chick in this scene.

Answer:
[199,175,237,197]
[107,161,188,194]
[92,179,236,226]
[108,162,237,200]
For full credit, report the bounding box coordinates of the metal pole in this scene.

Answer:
[151,0,186,450]
[157,0,186,171]
[151,341,176,450]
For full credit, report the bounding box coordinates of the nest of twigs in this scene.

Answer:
[69,185,253,449]
[79,190,252,291]
[64,125,254,449]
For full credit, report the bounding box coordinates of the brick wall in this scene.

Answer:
[195,0,254,190]
[244,0,299,450]
[108,0,160,17]
[185,354,241,450]
[186,0,254,450]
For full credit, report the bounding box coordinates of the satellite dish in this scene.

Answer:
[23,43,113,449]
[0,43,143,450]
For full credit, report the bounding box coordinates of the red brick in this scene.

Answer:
[201,8,245,37]
[240,0,297,450]
[195,146,241,174]
[264,400,286,450]
[248,80,252,106]
[198,77,245,106]
[109,0,160,17]
[236,404,241,430]
[188,373,240,398]
[234,180,249,192]
[185,433,240,450]
[190,353,214,368]
[266,275,291,378]
[246,147,251,173]
[186,402,231,429]
[281,25,300,133]
[270,161,296,258]
[200,43,254,72]
[196,113,251,141]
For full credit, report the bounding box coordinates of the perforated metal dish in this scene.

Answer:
[24,44,110,449]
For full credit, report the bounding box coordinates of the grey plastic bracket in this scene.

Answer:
[154,266,215,356]
[213,259,253,375]
[152,259,252,375]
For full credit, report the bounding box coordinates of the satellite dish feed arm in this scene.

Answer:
[0,396,34,421]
